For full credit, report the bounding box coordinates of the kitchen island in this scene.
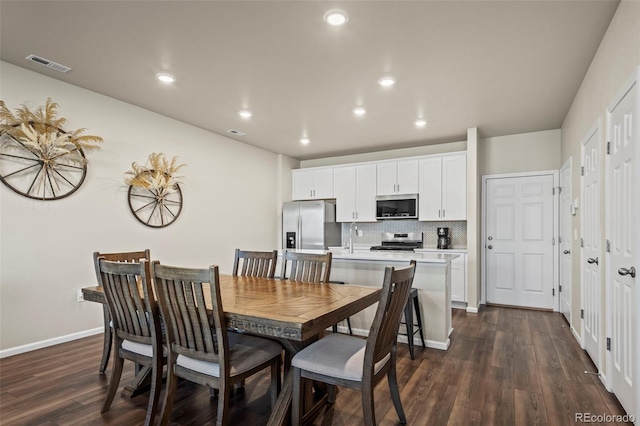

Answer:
[278,249,457,350]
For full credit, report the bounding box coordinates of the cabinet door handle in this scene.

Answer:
[618,266,636,278]
[587,257,599,265]
[352,212,355,219]
[438,209,441,218]
[443,209,445,218]
[356,212,359,219]
[397,184,400,192]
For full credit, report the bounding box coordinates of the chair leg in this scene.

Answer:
[292,367,303,426]
[99,305,112,374]
[160,366,178,426]
[270,356,282,409]
[143,356,163,426]
[216,383,231,426]
[404,301,415,360]
[361,385,376,426]
[346,317,353,335]
[388,359,407,424]
[332,324,338,333]
[327,384,336,404]
[101,351,124,414]
[413,296,426,348]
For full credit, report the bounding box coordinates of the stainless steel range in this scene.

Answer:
[370,232,423,252]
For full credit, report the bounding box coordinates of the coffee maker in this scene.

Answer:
[437,227,451,249]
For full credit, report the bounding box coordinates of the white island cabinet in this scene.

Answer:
[327,250,456,350]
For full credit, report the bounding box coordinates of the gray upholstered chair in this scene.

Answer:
[151,262,282,426]
[291,260,417,425]
[92,249,151,374]
[94,257,164,426]
[232,249,278,278]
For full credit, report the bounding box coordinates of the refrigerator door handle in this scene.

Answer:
[297,215,301,249]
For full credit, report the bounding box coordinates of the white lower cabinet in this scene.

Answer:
[450,253,466,303]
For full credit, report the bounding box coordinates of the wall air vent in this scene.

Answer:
[227,129,246,137]
[25,54,72,73]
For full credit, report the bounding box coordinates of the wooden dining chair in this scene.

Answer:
[95,257,164,426]
[280,251,332,283]
[151,262,282,426]
[93,249,151,375]
[291,260,417,426]
[232,249,278,278]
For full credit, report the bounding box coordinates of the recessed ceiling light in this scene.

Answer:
[239,110,252,119]
[415,119,427,127]
[300,137,310,145]
[353,107,367,116]
[378,77,396,87]
[323,9,349,26]
[156,73,175,83]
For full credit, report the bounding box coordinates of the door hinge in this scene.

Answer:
[552,237,556,246]
[559,235,562,244]
[606,141,611,155]
[606,239,610,253]
[552,187,555,195]
[581,309,584,319]
[581,238,584,248]
[553,187,561,195]
[559,284,562,292]
[606,337,611,351]
[552,288,555,296]
[581,166,584,176]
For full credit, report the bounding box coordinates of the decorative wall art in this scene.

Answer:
[0,99,103,200]
[124,152,185,228]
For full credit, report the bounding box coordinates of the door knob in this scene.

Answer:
[487,245,493,250]
[587,257,599,265]
[618,266,636,278]
[563,250,571,254]
[488,236,493,241]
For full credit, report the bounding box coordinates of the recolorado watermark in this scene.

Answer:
[575,412,635,423]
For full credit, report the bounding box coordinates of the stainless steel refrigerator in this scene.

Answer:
[282,201,341,250]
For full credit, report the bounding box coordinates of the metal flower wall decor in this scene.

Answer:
[0,98,103,200]
[124,152,185,228]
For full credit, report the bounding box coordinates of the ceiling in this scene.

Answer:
[0,1,619,160]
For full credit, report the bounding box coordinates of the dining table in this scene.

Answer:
[82,274,381,426]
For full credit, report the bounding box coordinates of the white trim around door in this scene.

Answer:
[481,170,559,311]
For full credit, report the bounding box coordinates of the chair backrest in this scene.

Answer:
[94,249,151,263]
[281,251,332,283]
[232,249,278,279]
[94,258,160,346]
[365,260,417,369]
[152,262,228,368]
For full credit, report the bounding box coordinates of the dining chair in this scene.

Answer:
[93,249,151,375]
[291,260,417,426]
[151,262,282,426]
[232,249,278,278]
[94,257,164,426]
[280,251,332,283]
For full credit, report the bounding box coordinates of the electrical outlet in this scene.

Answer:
[357,230,363,237]
[77,289,85,303]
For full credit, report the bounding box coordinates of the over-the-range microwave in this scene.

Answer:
[375,194,418,220]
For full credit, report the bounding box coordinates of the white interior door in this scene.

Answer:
[559,160,572,323]
[485,173,556,309]
[607,75,637,420]
[582,124,601,368]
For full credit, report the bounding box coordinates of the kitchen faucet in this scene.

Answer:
[348,222,357,254]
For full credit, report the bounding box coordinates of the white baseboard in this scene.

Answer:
[466,302,481,313]
[334,325,450,351]
[570,326,583,347]
[0,327,103,359]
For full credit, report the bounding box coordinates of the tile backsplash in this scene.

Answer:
[340,220,467,249]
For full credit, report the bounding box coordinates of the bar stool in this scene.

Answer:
[400,288,425,359]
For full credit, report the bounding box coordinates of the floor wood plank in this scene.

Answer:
[0,306,632,425]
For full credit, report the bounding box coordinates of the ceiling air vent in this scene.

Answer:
[25,54,72,73]
[227,129,246,137]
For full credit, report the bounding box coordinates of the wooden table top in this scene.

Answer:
[83,274,380,342]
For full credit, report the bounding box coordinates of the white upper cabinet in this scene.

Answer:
[334,164,377,222]
[419,154,467,221]
[292,168,334,200]
[376,159,419,195]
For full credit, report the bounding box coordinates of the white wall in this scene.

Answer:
[0,62,287,351]
[560,0,640,375]
[479,129,561,176]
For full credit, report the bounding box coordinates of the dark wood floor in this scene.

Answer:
[0,306,631,425]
